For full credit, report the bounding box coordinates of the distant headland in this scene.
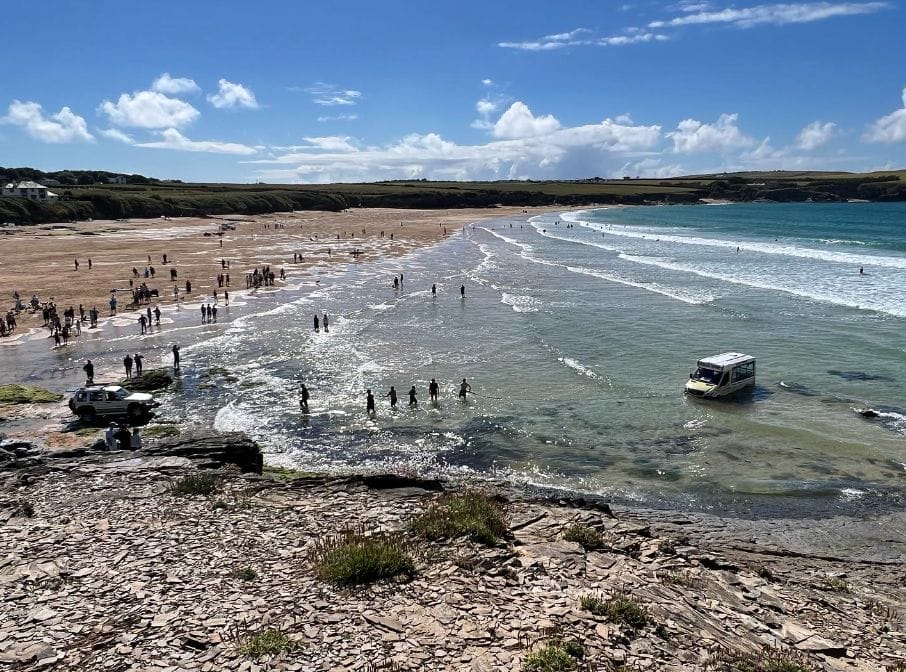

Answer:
[2,166,905,225]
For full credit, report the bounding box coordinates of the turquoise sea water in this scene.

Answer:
[4,202,905,518]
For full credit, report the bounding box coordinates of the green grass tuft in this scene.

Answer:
[711,646,817,672]
[168,472,222,497]
[822,576,850,593]
[120,368,173,391]
[563,524,607,551]
[522,638,584,672]
[0,384,63,405]
[581,593,648,629]
[313,530,416,586]
[409,491,508,545]
[239,627,295,657]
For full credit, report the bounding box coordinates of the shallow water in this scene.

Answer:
[3,203,905,520]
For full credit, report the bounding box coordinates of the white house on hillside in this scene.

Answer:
[1,181,58,200]
[107,176,127,184]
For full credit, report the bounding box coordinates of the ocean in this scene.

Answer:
[4,202,906,519]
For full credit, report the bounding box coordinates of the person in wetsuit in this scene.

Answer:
[300,384,310,412]
[385,386,398,408]
[408,385,417,406]
[429,378,439,402]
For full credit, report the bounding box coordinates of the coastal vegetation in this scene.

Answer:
[168,472,223,497]
[0,384,63,405]
[409,491,508,545]
[237,627,296,657]
[521,638,585,672]
[709,645,817,672]
[581,593,649,629]
[120,368,173,391]
[563,523,607,550]
[313,530,416,586]
[2,167,905,225]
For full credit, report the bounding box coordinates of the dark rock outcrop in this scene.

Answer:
[140,432,262,473]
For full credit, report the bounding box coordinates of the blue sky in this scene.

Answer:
[1,0,904,183]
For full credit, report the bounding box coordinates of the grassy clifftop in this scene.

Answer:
[2,170,904,225]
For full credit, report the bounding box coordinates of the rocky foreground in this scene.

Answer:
[1,435,905,671]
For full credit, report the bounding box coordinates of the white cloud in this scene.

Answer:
[668,113,755,153]
[619,157,687,178]
[136,128,257,154]
[2,100,93,143]
[99,91,200,128]
[207,79,258,109]
[317,113,358,122]
[795,120,837,149]
[864,88,906,143]
[482,78,494,86]
[98,127,135,144]
[649,2,888,28]
[302,136,358,152]
[305,83,362,106]
[152,73,200,95]
[499,27,667,50]
[476,99,499,116]
[492,102,561,139]
[246,104,661,183]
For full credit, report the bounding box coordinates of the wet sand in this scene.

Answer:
[0,207,544,326]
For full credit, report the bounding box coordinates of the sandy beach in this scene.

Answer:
[0,206,547,327]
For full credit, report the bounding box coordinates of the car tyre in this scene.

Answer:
[127,404,145,421]
[78,407,97,423]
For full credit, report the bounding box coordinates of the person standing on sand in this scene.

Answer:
[110,294,117,315]
[408,385,418,407]
[366,389,375,414]
[134,353,144,376]
[299,384,310,412]
[123,354,133,379]
[83,359,94,385]
[74,259,79,271]
[224,291,229,305]
[154,306,161,325]
[200,305,207,324]
[385,386,398,408]
[429,378,439,402]
[88,258,92,270]
[172,344,180,370]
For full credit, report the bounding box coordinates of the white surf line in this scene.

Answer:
[562,211,906,270]
[474,227,714,306]
[617,252,906,319]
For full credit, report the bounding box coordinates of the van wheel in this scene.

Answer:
[78,407,97,423]
[127,404,144,421]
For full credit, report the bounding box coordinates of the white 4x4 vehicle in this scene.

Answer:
[69,385,160,422]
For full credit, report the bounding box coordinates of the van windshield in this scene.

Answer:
[692,367,722,384]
